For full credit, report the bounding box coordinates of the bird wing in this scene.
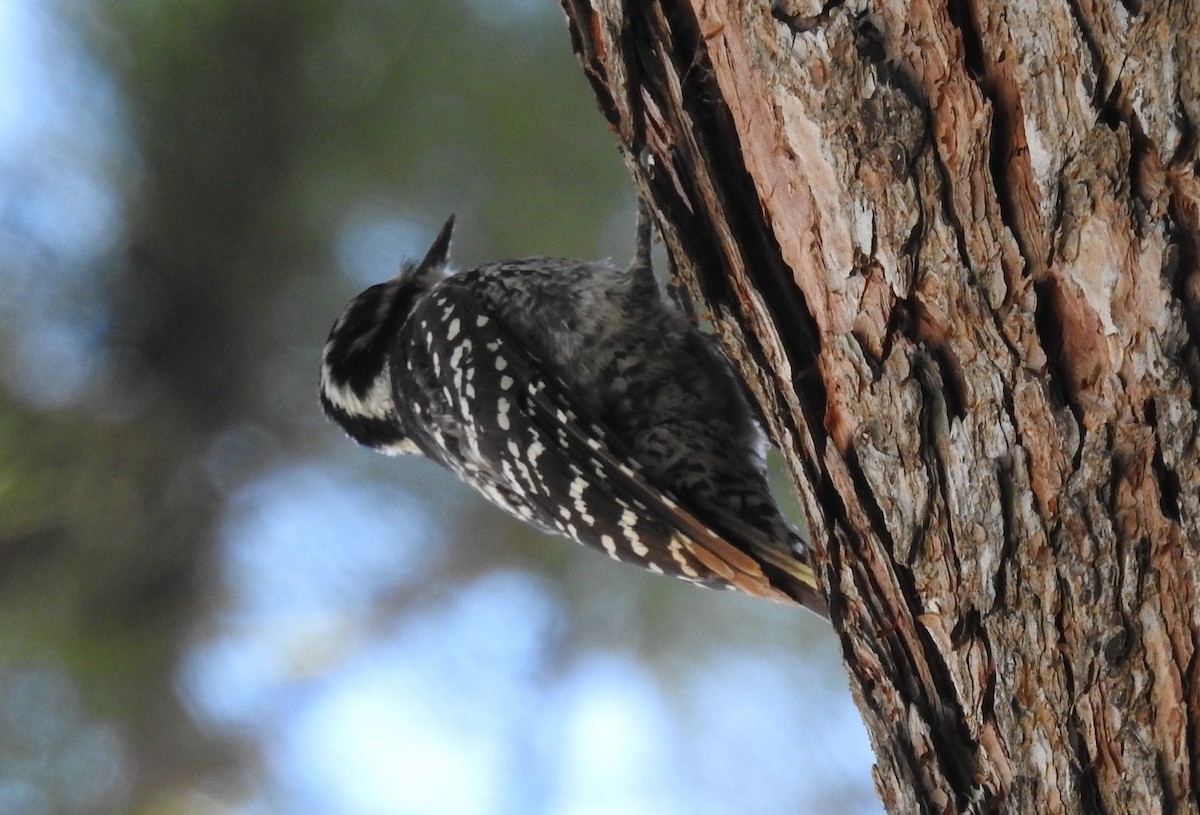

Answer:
[402,284,826,615]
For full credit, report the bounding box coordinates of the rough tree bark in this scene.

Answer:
[559,1,1200,813]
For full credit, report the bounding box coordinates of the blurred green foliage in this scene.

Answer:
[2,0,628,806]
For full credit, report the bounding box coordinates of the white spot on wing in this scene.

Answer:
[497,397,511,430]
[527,440,545,465]
[449,341,468,370]
[569,476,595,526]
[600,534,619,559]
[668,537,700,578]
[618,508,647,557]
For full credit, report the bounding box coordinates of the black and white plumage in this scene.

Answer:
[319,214,826,615]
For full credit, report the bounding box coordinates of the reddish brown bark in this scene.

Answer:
[560,1,1200,812]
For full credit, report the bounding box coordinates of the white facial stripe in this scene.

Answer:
[321,362,395,420]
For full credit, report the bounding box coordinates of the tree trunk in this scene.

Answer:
[558,1,1200,812]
